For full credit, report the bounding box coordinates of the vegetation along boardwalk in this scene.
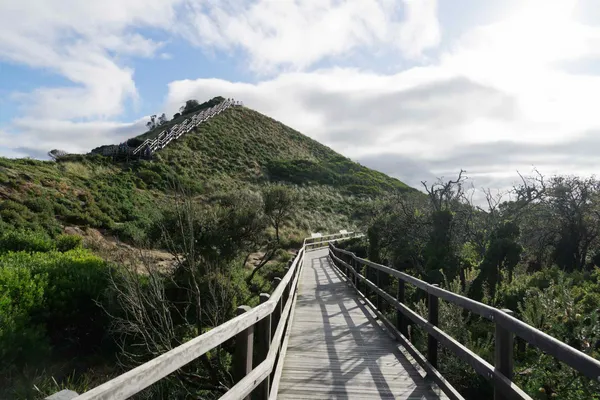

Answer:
[45,233,600,400]
[278,248,448,399]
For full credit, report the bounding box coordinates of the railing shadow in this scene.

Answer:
[282,250,443,399]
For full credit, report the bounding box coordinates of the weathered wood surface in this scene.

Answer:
[278,249,448,399]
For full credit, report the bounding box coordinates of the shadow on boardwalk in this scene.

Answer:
[278,249,447,399]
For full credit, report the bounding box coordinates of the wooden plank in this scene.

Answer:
[278,249,449,400]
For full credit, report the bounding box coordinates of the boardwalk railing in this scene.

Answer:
[94,98,243,159]
[329,242,600,400]
[51,231,360,400]
[303,230,360,251]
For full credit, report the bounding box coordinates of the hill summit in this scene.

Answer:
[0,98,412,241]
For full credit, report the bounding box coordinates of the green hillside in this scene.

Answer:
[0,104,413,243]
[150,106,409,195]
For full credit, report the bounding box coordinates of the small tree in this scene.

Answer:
[146,114,158,131]
[263,185,296,244]
[180,99,200,115]
[158,113,168,125]
[48,149,68,161]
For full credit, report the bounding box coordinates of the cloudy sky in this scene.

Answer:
[1,0,599,190]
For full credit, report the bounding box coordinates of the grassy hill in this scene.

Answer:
[147,106,409,194]
[0,104,413,243]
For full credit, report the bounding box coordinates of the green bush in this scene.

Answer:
[24,197,54,214]
[0,248,111,370]
[55,234,83,252]
[113,222,147,244]
[0,230,54,253]
[0,264,50,373]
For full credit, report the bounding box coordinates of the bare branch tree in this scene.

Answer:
[421,169,468,211]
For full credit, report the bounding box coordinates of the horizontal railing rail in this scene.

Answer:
[329,243,600,400]
[303,231,357,246]
[303,235,363,252]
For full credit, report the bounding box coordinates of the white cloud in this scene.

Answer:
[175,0,440,72]
[0,0,180,121]
[0,118,147,156]
[398,0,441,59]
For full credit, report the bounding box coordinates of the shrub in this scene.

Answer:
[113,222,147,244]
[24,197,54,214]
[0,249,111,361]
[0,264,50,373]
[275,248,292,262]
[32,250,110,350]
[137,170,163,188]
[0,230,54,253]
[335,237,368,258]
[55,234,83,252]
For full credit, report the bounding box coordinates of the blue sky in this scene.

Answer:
[1,0,599,192]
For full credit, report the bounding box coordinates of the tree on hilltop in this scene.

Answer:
[180,99,200,115]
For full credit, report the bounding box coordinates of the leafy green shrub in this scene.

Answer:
[0,200,33,227]
[335,237,368,258]
[24,197,54,214]
[55,234,82,252]
[113,222,147,244]
[0,230,54,253]
[0,249,110,361]
[275,248,292,262]
[199,268,252,324]
[137,170,163,189]
[279,231,304,249]
[0,264,50,373]
[64,210,99,226]
[515,280,600,398]
[32,249,110,349]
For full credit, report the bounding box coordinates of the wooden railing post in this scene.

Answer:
[234,305,253,400]
[344,254,349,278]
[347,255,352,284]
[396,279,408,337]
[427,285,439,369]
[376,269,382,311]
[494,309,514,400]
[343,254,349,280]
[365,263,371,301]
[352,258,362,292]
[352,257,359,289]
[354,258,359,288]
[272,278,283,336]
[257,293,272,400]
[284,262,292,300]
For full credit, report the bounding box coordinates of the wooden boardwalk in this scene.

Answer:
[278,249,448,399]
